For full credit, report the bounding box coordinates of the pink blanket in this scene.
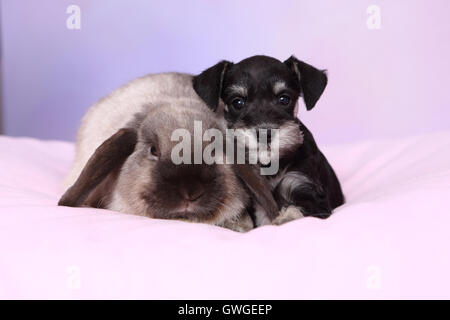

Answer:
[1,132,449,299]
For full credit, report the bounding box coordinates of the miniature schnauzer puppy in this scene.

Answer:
[192,55,344,225]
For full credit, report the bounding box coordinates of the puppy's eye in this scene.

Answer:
[278,95,291,106]
[231,97,246,109]
[149,145,159,160]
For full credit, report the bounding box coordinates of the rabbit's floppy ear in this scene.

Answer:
[58,128,137,208]
[234,164,279,221]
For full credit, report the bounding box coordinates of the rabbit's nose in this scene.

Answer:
[179,186,205,202]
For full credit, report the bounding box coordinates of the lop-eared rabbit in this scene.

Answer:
[59,73,278,232]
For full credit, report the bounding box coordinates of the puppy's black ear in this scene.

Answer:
[284,56,328,110]
[192,60,232,111]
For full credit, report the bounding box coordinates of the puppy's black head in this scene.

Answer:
[193,55,328,129]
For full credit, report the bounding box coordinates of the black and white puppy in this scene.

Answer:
[192,55,344,225]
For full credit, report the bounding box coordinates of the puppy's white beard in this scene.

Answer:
[257,137,280,165]
[242,131,279,165]
[278,121,304,158]
[244,122,303,163]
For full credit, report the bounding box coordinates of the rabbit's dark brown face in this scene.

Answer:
[142,162,226,221]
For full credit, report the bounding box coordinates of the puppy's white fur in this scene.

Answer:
[226,84,248,97]
[272,206,304,225]
[273,80,287,94]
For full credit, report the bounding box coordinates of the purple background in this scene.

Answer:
[1,0,449,144]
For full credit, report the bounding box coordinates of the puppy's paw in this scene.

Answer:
[272,206,304,225]
[221,212,254,232]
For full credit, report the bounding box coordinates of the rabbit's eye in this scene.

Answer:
[149,145,159,160]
